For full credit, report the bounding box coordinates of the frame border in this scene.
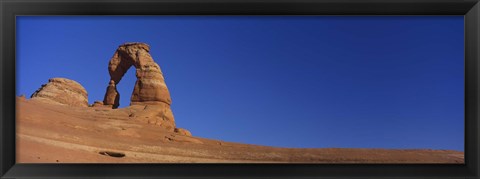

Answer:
[1,0,479,178]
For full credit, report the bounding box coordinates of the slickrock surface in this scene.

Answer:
[30,78,88,107]
[16,97,464,163]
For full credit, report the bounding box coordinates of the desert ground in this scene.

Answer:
[16,97,464,164]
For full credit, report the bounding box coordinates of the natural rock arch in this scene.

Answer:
[103,42,172,108]
[101,42,177,131]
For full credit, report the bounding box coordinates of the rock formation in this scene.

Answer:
[102,42,178,131]
[31,78,88,107]
[126,104,176,131]
[28,43,188,133]
[103,42,172,107]
[103,80,119,108]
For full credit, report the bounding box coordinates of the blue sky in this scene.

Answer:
[17,16,464,151]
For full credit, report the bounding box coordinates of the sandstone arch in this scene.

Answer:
[103,42,172,108]
[102,42,176,131]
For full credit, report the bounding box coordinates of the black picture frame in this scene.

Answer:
[1,0,479,178]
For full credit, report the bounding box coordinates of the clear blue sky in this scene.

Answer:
[17,16,464,151]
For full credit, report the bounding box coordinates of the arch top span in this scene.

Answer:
[120,42,150,49]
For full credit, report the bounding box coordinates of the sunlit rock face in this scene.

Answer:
[102,42,175,131]
[31,78,89,107]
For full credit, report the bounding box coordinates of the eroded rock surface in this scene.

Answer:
[126,104,176,131]
[91,101,105,108]
[17,96,465,163]
[103,42,172,107]
[174,128,192,137]
[102,42,175,131]
[103,80,119,108]
[31,78,88,107]
[29,43,181,133]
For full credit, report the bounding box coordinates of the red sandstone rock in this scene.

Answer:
[103,80,119,108]
[102,42,175,131]
[174,128,192,137]
[17,97,465,163]
[104,42,172,107]
[91,100,106,108]
[31,78,88,107]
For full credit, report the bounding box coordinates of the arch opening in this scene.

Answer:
[114,67,137,108]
